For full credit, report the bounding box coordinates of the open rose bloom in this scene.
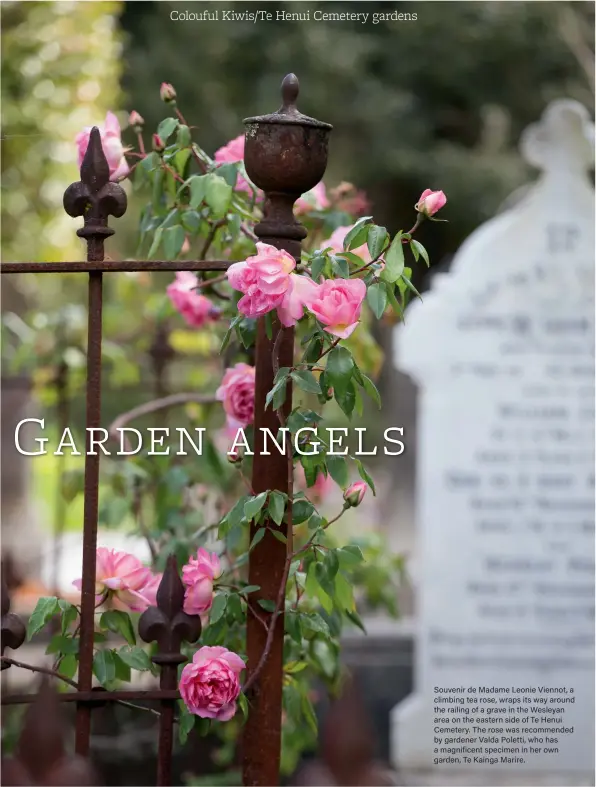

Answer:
[76,112,129,181]
[227,243,295,319]
[309,278,366,339]
[179,646,246,720]
[216,362,255,429]
[73,548,154,612]
[181,548,221,616]
[167,271,219,328]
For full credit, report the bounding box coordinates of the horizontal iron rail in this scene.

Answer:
[1,689,180,705]
[0,260,231,274]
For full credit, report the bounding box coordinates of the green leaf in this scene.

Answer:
[264,312,273,340]
[345,609,367,633]
[285,610,302,643]
[113,652,131,682]
[310,253,326,282]
[337,545,365,566]
[117,646,153,671]
[292,497,315,525]
[177,124,191,148]
[46,634,79,655]
[210,593,227,624]
[157,117,179,141]
[189,174,209,208]
[59,654,78,680]
[342,216,373,251]
[334,572,355,611]
[335,380,356,420]
[99,610,136,646]
[411,239,430,267]
[93,650,116,685]
[181,210,201,233]
[326,455,349,488]
[326,346,354,396]
[162,225,186,259]
[268,491,286,525]
[205,174,233,218]
[355,458,376,494]
[26,597,59,640]
[244,491,268,520]
[400,272,423,301]
[271,529,287,544]
[301,692,318,735]
[58,600,78,635]
[249,527,266,551]
[258,599,276,612]
[367,225,389,259]
[381,231,405,283]
[265,378,288,411]
[330,255,349,279]
[179,710,196,745]
[238,692,249,724]
[385,281,403,318]
[301,612,331,638]
[147,227,163,259]
[284,661,308,674]
[239,585,261,596]
[227,495,250,527]
[366,282,387,319]
[220,314,242,354]
[291,370,321,395]
[359,373,381,408]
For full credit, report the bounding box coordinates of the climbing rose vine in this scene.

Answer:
[27,83,445,773]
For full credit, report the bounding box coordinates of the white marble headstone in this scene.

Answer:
[391,100,595,773]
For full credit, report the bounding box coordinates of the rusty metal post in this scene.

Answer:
[241,74,332,786]
[63,128,127,756]
[52,357,69,599]
[138,555,201,786]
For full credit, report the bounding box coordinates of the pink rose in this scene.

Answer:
[179,646,246,720]
[138,573,162,607]
[277,274,320,327]
[216,362,255,428]
[72,547,152,612]
[227,242,295,319]
[322,225,371,263]
[308,278,367,339]
[160,82,177,102]
[75,112,129,181]
[344,481,367,507]
[167,271,219,328]
[415,189,446,217]
[182,548,221,616]
[295,181,330,215]
[213,134,257,197]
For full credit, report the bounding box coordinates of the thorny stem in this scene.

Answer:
[200,219,227,260]
[318,336,341,360]
[191,272,227,291]
[349,217,423,276]
[136,132,145,157]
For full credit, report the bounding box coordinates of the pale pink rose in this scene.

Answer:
[295,181,330,215]
[179,645,246,720]
[213,134,257,197]
[138,573,163,607]
[160,82,177,102]
[227,242,295,319]
[216,363,255,429]
[181,236,191,255]
[344,480,367,507]
[415,189,446,217]
[72,547,152,612]
[182,548,222,616]
[76,112,130,181]
[128,110,144,129]
[308,278,367,339]
[167,271,219,328]
[322,225,371,263]
[277,274,320,327]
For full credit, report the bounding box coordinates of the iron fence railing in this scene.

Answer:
[0,74,332,787]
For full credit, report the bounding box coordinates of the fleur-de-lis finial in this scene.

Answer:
[138,555,201,667]
[1,568,26,668]
[63,127,127,260]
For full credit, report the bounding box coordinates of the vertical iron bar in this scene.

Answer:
[241,75,331,786]
[51,357,69,599]
[74,269,103,756]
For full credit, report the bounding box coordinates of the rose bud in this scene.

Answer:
[128,110,144,130]
[415,189,446,218]
[152,133,165,153]
[160,82,177,102]
[227,449,242,464]
[343,481,367,507]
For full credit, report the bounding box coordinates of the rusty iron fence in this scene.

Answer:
[0,74,332,786]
